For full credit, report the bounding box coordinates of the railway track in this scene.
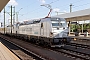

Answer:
[62,46,90,60]
[1,34,90,60]
[0,37,44,60]
[0,34,74,60]
[42,42,90,60]
[66,43,90,49]
[49,44,90,60]
[48,40,90,60]
[1,33,90,60]
[54,48,90,60]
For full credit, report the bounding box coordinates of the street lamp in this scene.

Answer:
[41,4,52,18]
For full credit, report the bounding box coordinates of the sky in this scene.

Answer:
[0,0,90,25]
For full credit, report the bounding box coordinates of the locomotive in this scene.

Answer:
[0,17,71,47]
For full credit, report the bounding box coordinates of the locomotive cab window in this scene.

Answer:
[52,21,59,27]
[41,23,43,28]
[51,18,67,28]
[52,23,59,26]
[59,21,66,27]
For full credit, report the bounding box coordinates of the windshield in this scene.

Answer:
[52,23,59,26]
[51,18,67,27]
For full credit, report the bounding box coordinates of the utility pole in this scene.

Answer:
[11,5,12,35]
[16,12,19,23]
[68,21,71,35]
[16,8,22,23]
[4,8,5,35]
[13,6,15,25]
[70,4,73,13]
[69,4,73,36]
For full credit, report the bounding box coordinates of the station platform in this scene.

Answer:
[68,34,90,45]
[69,32,90,37]
[0,42,20,60]
[69,33,90,40]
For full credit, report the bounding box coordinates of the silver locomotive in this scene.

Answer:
[2,17,71,47]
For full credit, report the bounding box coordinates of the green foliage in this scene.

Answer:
[71,24,80,32]
[70,23,90,32]
[86,23,90,29]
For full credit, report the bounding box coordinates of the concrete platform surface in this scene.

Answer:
[0,42,20,60]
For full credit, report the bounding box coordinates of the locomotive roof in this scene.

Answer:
[19,17,65,26]
[19,19,41,26]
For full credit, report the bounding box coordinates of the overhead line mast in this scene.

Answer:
[70,4,74,12]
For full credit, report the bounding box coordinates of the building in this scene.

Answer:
[54,8,90,34]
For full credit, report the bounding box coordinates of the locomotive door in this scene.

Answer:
[40,23,44,36]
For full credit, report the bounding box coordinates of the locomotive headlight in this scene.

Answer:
[50,32,53,37]
[63,38,66,41]
[74,38,77,41]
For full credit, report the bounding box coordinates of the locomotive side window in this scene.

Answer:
[41,23,43,28]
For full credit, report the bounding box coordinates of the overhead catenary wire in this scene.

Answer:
[55,0,85,12]
[21,0,70,18]
[25,0,60,14]
[49,0,60,4]
[7,0,90,21]
[73,2,90,8]
[28,0,85,15]
[22,0,61,19]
